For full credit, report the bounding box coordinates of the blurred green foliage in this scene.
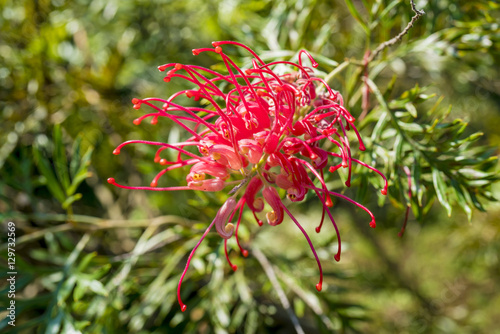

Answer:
[0,0,499,333]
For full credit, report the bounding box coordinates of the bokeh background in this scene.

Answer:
[1,0,499,333]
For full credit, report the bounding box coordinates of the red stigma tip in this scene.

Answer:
[398,232,404,237]
[215,46,222,53]
[334,253,340,262]
[133,119,140,125]
[359,144,366,151]
[381,188,387,195]
[212,41,220,47]
[107,178,115,184]
[314,115,322,122]
[112,149,120,155]
[158,65,167,72]
[186,91,194,98]
[316,283,322,292]
[131,98,140,104]
[159,158,167,165]
[242,250,249,257]
[257,220,263,226]
[231,265,238,271]
[312,61,319,68]
[151,118,158,125]
[325,196,333,207]
[315,226,321,233]
[154,156,160,163]
[175,63,182,70]
[164,77,171,82]
[245,69,253,75]
[369,220,376,228]
[133,104,141,110]
[181,304,187,312]
[192,49,199,55]
[150,180,158,187]
[345,180,351,187]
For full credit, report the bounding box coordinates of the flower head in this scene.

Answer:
[108,41,388,311]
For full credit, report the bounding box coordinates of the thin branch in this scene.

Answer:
[367,0,425,63]
[253,248,305,334]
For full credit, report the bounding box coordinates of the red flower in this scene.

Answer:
[108,41,388,311]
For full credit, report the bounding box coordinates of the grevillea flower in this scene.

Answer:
[108,41,388,312]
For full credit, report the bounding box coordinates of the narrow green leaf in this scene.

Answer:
[70,135,82,178]
[244,308,259,334]
[87,280,108,297]
[397,121,424,133]
[432,168,452,216]
[458,168,491,179]
[67,171,91,196]
[78,147,93,173]
[62,193,82,209]
[371,111,389,141]
[53,124,70,192]
[230,304,249,330]
[394,134,404,163]
[76,252,97,272]
[88,263,112,280]
[62,315,82,334]
[344,0,369,33]
[427,95,445,116]
[57,276,77,306]
[324,60,350,85]
[451,180,472,221]
[469,190,486,211]
[67,147,93,195]
[355,173,368,203]
[33,146,66,203]
[45,308,64,334]
[73,280,86,302]
[405,102,417,118]
[383,74,398,100]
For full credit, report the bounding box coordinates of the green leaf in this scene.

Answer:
[33,146,66,204]
[53,124,70,192]
[451,180,472,221]
[345,0,369,34]
[87,263,112,280]
[405,102,417,118]
[469,190,486,211]
[371,111,389,141]
[432,168,452,217]
[62,193,83,209]
[244,308,258,334]
[76,252,97,272]
[458,168,492,179]
[67,147,93,196]
[45,308,64,334]
[70,135,82,178]
[397,121,424,133]
[73,280,86,302]
[57,276,77,306]
[87,279,109,297]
